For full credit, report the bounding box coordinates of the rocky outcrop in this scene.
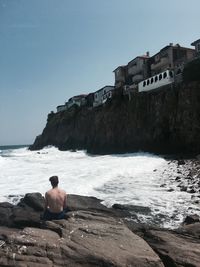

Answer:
[0,193,164,267]
[30,82,200,155]
[1,193,200,266]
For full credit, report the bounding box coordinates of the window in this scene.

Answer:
[197,43,200,52]
[155,76,158,82]
[151,78,154,84]
[169,71,173,78]
[163,72,167,79]
[147,79,150,85]
[143,81,146,87]
[159,74,162,80]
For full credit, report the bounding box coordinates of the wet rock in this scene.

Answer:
[167,188,174,192]
[183,214,200,225]
[180,186,187,191]
[187,188,196,194]
[178,159,185,165]
[0,202,14,227]
[112,203,151,214]
[19,192,45,211]
[144,229,200,267]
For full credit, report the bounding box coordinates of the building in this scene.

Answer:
[126,53,150,86]
[93,86,114,107]
[67,94,87,108]
[56,104,67,113]
[85,93,94,107]
[191,39,200,57]
[150,43,195,76]
[113,66,127,88]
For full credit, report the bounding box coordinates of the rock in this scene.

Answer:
[187,188,196,193]
[0,211,164,267]
[112,203,151,214]
[19,192,45,211]
[180,186,187,191]
[144,229,200,267]
[178,159,185,165]
[181,222,200,238]
[167,188,174,192]
[0,202,14,227]
[66,194,108,212]
[183,214,200,225]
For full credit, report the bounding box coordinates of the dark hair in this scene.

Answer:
[49,176,59,187]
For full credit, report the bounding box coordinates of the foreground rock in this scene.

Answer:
[0,210,164,267]
[143,228,200,267]
[1,193,200,266]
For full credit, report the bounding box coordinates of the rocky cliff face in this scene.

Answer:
[30,81,200,155]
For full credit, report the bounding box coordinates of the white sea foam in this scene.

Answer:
[0,146,199,228]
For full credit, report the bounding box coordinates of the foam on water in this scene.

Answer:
[0,146,199,228]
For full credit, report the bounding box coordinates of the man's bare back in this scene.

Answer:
[45,187,67,213]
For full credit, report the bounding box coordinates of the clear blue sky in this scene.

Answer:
[0,0,199,145]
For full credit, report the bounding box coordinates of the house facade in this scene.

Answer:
[126,54,150,86]
[113,66,127,88]
[150,43,195,76]
[56,104,67,113]
[191,39,200,57]
[93,86,114,107]
[67,94,87,108]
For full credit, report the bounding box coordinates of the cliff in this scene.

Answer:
[30,81,200,155]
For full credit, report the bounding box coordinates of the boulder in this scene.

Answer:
[0,210,164,267]
[144,229,200,267]
[183,214,200,225]
[0,202,14,227]
[19,192,45,211]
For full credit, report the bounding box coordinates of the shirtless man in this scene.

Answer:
[43,176,67,220]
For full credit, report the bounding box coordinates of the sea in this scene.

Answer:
[0,145,199,228]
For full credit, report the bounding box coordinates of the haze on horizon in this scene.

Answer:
[0,0,199,146]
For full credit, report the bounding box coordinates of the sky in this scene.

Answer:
[0,0,199,145]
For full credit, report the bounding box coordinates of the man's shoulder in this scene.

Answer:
[45,189,53,195]
[59,188,66,194]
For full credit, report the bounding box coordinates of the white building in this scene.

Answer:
[191,39,200,57]
[67,94,87,108]
[56,104,67,113]
[93,86,114,107]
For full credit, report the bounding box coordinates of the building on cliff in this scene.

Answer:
[67,94,87,108]
[113,65,127,89]
[191,38,200,57]
[56,104,67,112]
[93,86,114,107]
[150,43,195,77]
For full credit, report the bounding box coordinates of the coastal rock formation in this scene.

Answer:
[1,193,200,266]
[0,193,164,267]
[30,81,200,155]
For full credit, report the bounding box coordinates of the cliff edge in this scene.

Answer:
[30,81,200,155]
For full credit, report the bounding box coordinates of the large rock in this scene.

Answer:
[0,211,164,267]
[143,229,200,267]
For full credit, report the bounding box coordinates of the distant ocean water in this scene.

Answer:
[0,145,199,228]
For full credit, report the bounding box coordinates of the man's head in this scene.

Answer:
[49,176,59,188]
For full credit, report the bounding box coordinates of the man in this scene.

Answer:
[43,176,67,220]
